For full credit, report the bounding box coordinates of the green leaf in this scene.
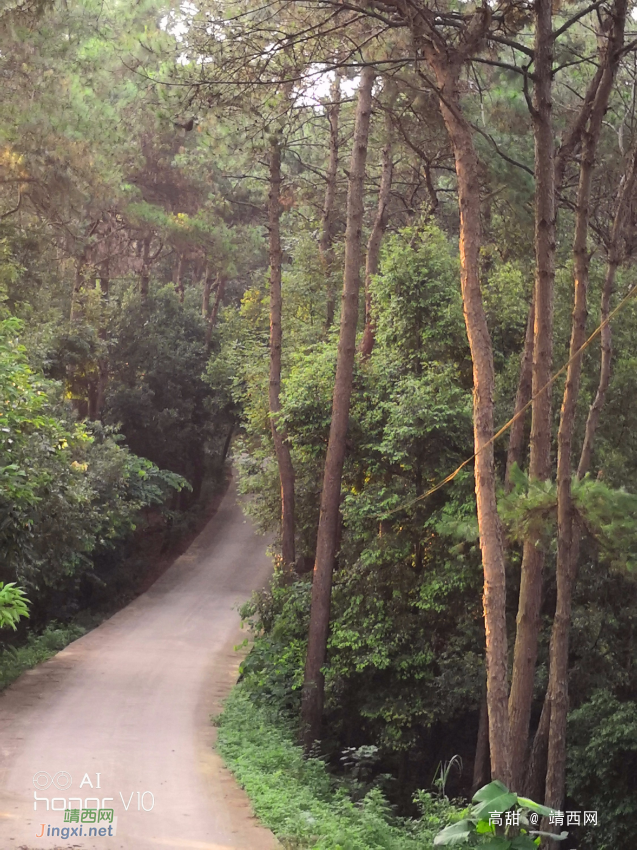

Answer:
[473,793,518,821]
[516,797,555,818]
[472,781,511,804]
[433,818,475,845]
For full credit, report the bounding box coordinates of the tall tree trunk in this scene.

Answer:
[504,297,535,493]
[578,144,637,477]
[95,258,110,420]
[201,263,212,318]
[434,72,511,786]
[360,105,393,360]
[301,67,375,751]
[321,71,342,331]
[140,236,151,298]
[174,252,184,303]
[545,2,626,813]
[508,0,556,791]
[268,137,296,572]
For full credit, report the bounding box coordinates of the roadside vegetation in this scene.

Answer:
[1,1,637,848]
[217,684,457,850]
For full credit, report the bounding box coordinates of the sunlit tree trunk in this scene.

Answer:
[403,2,511,783]
[301,67,375,750]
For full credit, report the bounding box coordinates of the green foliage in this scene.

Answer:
[567,692,637,849]
[434,781,565,848]
[217,683,457,849]
[500,465,637,568]
[0,582,29,630]
[0,622,85,689]
[105,283,231,494]
[0,317,186,617]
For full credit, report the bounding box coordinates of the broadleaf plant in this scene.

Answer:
[434,781,568,847]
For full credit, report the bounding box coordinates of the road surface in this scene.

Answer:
[0,479,279,850]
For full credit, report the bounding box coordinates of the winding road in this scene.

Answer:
[0,479,279,850]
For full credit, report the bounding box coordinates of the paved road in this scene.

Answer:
[0,479,279,850]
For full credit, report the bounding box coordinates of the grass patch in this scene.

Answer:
[216,684,456,849]
[0,623,86,690]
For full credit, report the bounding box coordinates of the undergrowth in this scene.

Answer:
[0,623,86,689]
[216,683,458,849]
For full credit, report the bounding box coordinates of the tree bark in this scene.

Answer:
[441,99,511,789]
[545,1,626,813]
[174,252,184,303]
[504,296,535,493]
[95,258,110,420]
[140,236,151,299]
[401,2,511,784]
[320,72,341,332]
[301,67,375,751]
[202,263,212,318]
[472,683,491,795]
[431,60,511,787]
[577,144,637,477]
[360,104,393,360]
[268,137,296,572]
[526,695,550,800]
[508,0,556,791]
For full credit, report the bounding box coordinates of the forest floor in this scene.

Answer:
[0,477,279,850]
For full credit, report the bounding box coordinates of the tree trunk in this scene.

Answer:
[95,258,110,420]
[578,143,637,477]
[202,263,212,318]
[472,683,491,795]
[268,137,296,572]
[526,696,550,800]
[435,75,511,787]
[140,236,151,299]
[545,2,626,813]
[360,105,393,360]
[508,0,556,791]
[504,296,535,493]
[301,67,375,751]
[174,252,184,303]
[321,71,341,332]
